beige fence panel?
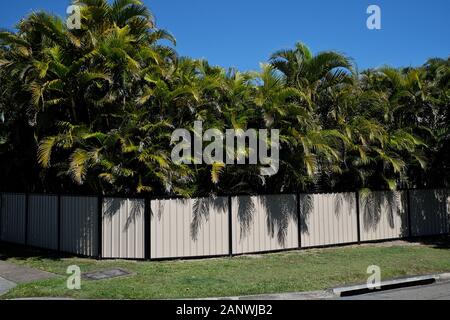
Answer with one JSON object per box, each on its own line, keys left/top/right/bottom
{"left": 2, "top": 189, "right": 449, "bottom": 261}
{"left": 231, "top": 195, "right": 298, "bottom": 254}
{"left": 300, "top": 193, "right": 358, "bottom": 247}
{"left": 102, "top": 198, "right": 145, "bottom": 259}
{"left": 27, "top": 194, "right": 58, "bottom": 250}
{"left": 410, "top": 189, "right": 450, "bottom": 236}
{"left": 60, "top": 196, "right": 98, "bottom": 257}
{"left": 0, "top": 193, "right": 27, "bottom": 244}
{"left": 151, "top": 197, "right": 229, "bottom": 259}
{"left": 360, "top": 191, "right": 409, "bottom": 241}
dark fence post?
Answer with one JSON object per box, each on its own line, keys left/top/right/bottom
{"left": 144, "top": 196, "right": 151, "bottom": 260}
{"left": 228, "top": 195, "right": 233, "bottom": 257}
{"left": 355, "top": 191, "right": 361, "bottom": 244}
{"left": 406, "top": 189, "right": 413, "bottom": 238}
{"left": 297, "top": 192, "right": 302, "bottom": 249}
{"left": 57, "top": 194, "right": 61, "bottom": 253}
{"left": 97, "top": 195, "right": 102, "bottom": 259}
{"left": 0, "top": 193, "right": 3, "bottom": 241}
{"left": 25, "top": 193, "right": 29, "bottom": 246}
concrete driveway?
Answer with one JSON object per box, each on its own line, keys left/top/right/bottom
{"left": 0, "top": 260, "right": 57, "bottom": 296}
{"left": 0, "top": 260, "right": 56, "bottom": 283}
{"left": 0, "top": 276, "right": 16, "bottom": 295}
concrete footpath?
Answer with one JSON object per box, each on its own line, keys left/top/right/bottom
{"left": 0, "top": 260, "right": 56, "bottom": 296}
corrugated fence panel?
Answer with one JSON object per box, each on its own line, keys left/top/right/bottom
{"left": 300, "top": 193, "right": 358, "bottom": 248}
{"left": 0, "top": 193, "right": 26, "bottom": 244}
{"left": 232, "top": 195, "right": 298, "bottom": 254}
{"left": 27, "top": 194, "right": 58, "bottom": 250}
{"left": 102, "top": 198, "right": 145, "bottom": 259}
{"left": 360, "top": 191, "right": 409, "bottom": 241}
{"left": 151, "top": 197, "right": 229, "bottom": 259}
{"left": 410, "top": 189, "right": 450, "bottom": 236}
{"left": 2, "top": 189, "right": 449, "bottom": 261}
{"left": 60, "top": 196, "right": 98, "bottom": 257}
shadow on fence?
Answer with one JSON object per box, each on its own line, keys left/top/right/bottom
{"left": 191, "top": 197, "right": 228, "bottom": 241}
{"left": 0, "top": 189, "right": 449, "bottom": 260}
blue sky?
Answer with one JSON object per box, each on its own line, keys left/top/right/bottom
{"left": 0, "top": 0, "right": 448, "bottom": 71}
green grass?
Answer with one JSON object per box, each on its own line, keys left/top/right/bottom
{"left": 1, "top": 241, "right": 450, "bottom": 300}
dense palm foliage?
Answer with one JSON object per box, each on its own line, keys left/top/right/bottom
{"left": 0, "top": 1, "right": 448, "bottom": 196}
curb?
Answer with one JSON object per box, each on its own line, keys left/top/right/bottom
{"left": 435, "top": 273, "right": 450, "bottom": 282}
{"left": 331, "top": 273, "right": 447, "bottom": 297}
{"left": 202, "top": 290, "right": 335, "bottom": 301}
{"left": 202, "top": 272, "right": 450, "bottom": 300}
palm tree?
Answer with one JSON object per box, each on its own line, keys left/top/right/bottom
{"left": 270, "top": 42, "right": 355, "bottom": 126}
{"left": 75, "top": 0, "right": 154, "bottom": 36}
{"left": 0, "top": 1, "right": 447, "bottom": 195}
{"left": 331, "top": 71, "right": 428, "bottom": 190}
{"left": 0, "top": 1, "right": 182, "bottom": 194}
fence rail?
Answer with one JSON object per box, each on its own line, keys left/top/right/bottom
{"left": 0, "top": 189, "right": 449, "bottom": 260}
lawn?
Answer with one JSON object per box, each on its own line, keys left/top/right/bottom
{"left": 1, "top": 240, "right": 450, "bottom": 300}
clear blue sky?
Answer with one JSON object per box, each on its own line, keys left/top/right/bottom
{"left": 0, "top": 0, "right": 448, "bottom": 71}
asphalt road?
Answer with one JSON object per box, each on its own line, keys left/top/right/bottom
{"left": 342, "top": 281, "right": 450, "bottom": 300}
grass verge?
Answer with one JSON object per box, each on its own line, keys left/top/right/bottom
{"left": 1, "top": 240, "right": 449, "bottom": 299}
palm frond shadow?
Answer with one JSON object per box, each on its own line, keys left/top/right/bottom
{"left": 103, "top": 198, "right": 122, "bottom": 219}
{"left": 125, "top": 199, "right": 144, "bottom": 231}
{"left": 299, "top": 192, "right": 359, "bottom": 237}
{"left": 299, "top": 194, "right": 314, "bottom": 235}
{"left": 334, "top": 192, "right": 356, "bottom": 218}
{"left": 150, "top": 198, "right": 190, "bottom": 221}
{"left": 233, "top": 195, "right": 297, "bottom": 246}
{"left": 260, "top": 194, "right": 297, "bottom": 245}
{"left": 103, "top": 198, "right": 144, "bottom": 232}
{"left": 236, "top": 196, "right": 255, "bottom": 238}
{"left": 191, "top": 197, "right": 228, "bottom": 241}
{"left": 360, "top": 191, "right": 408, "bottom": 236}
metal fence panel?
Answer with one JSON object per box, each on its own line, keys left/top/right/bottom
{"left": 60, "top": 196, "right": 98, "bottom": 257}
{"left": 0, "top": 193, "right": 26, "bottom": 244}
{"left": 102, "top": 198, "right": 145, "bottom": 259}
{"left": 231, "top": 195, "right": 298, "bottom": 254}
{"left": 300, "top": 193, "right": 358, "bottom": 248}
{"left": 2, "top": 189, "right": 449, "bottom": 261}
{"left": 27, "top": 194, "right": 58, "bottom": 250}
{"left": 151, "top": 197, "right": 229, "bottom": 259}
{"left": 410, "top": 189, "right": 450, "bottom": 236}
{"left": 360, "top": 191, "right": 409, "bottom": 241}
